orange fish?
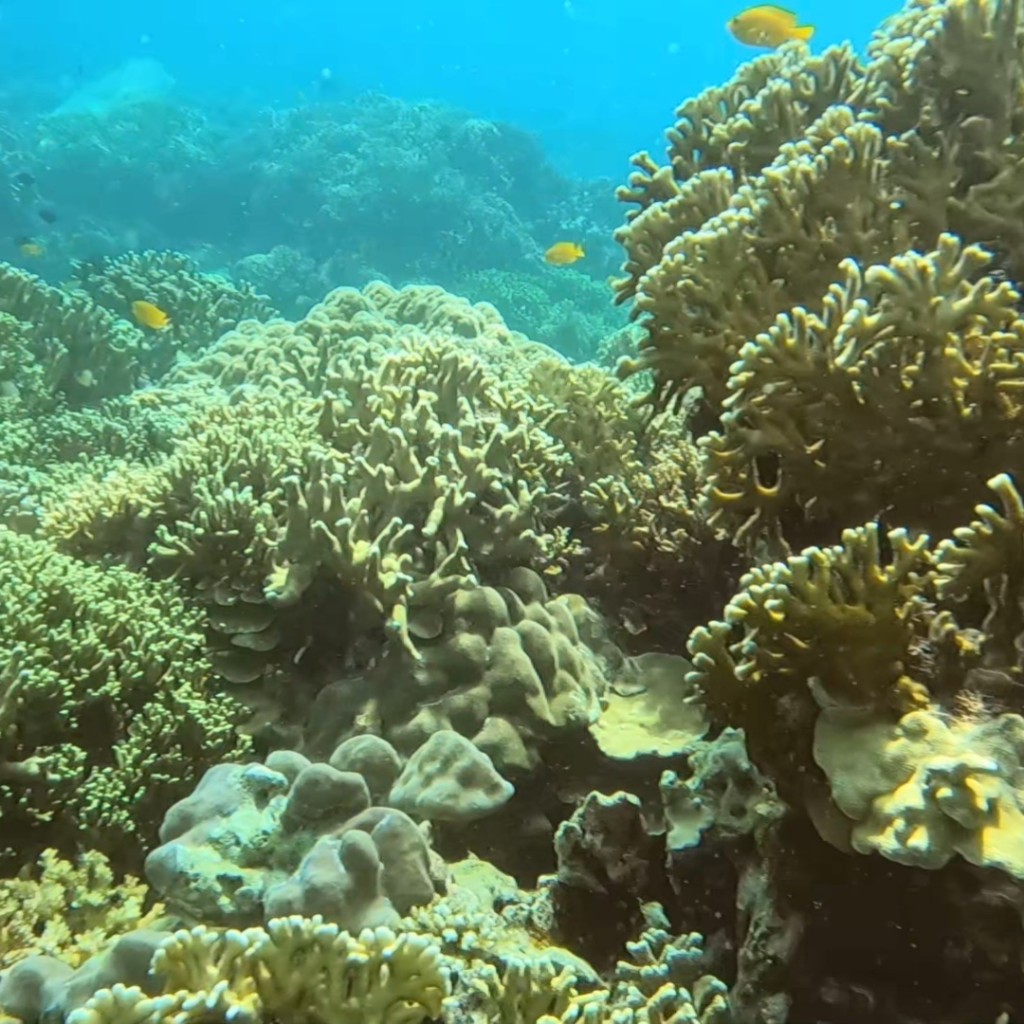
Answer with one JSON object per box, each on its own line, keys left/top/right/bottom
{"left": 132, "top": 299, "right": 171, "bottom": 330}
{"left": 727, "top": 5, "right": 814, "bottom": 47}
{"left": 16, "top": 236, "right": 43, "bottom": 257}
{"left": 545, "top": 241, "right": 585, "bottom": 265}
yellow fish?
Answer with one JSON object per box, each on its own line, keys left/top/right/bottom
{"left": 132, "top": 299, "right": 171, "bottom": 330}
{"left": 727, "top": 5, "right": 814, "bottom": 47}
{"left": 544, "top": 241, "right": 585, "bottom": 265}
{"left": 16, "top": 236, "right": 43, "bottom": 257}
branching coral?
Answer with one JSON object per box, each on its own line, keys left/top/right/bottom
{"left": 611, "top": 0, "right": 1024, "bottom": 557}
{"left": 69, "top": 250, "right": 277, "bottom": 375}
{"left": 688, "top": 474, "right": 1024, "bottom": 880}
{"left": 701, "top": 233, "right": 1024, "bottom": 548}
{"left": 67, "top": 918, "right": 449, "bottom": 1024}
{"left": 0, "top": 850, "right": 164, "bottom": 970}
{"left": 0, "top": 526, "right": 247, "bottom": 866}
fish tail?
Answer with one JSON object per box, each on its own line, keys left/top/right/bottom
{"left": 794, "top": 23, "right": 814, "bottom": 40}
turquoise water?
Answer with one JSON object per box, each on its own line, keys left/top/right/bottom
{"left": 3, "top": 0, "right": 895, "bottom": 174}
{"left": 5, "top": 0, "right": 1024, "bottom": 1021}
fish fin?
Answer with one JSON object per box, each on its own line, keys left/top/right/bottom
{"left": 760, "top": 4, "right": 799, "bottom": 19}
{"left": 793, "top": 23, "right": 814, "bottom": 39}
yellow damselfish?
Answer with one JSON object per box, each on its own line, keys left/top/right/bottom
{"left": 16, "top": 237, "right": 43, "bottom": 257}
{"left": 727, "top": 4, "right": 814, "bottom": 47}
{"left": 544, "top": 241, "right": 585, "bottom": 265}
{"left": 131, "top": 300, "right": 171, "bottom": 330}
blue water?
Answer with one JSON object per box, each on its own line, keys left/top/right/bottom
{"left": 4, "top": 0, "right": 901, "bottom": 177}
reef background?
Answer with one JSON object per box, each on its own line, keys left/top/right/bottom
{"left": 7, "top": 0, "right": 1024, "bottom": 1023}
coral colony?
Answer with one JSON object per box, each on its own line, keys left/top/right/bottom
{"left": 4, "top": 1, "right": 1024, "bottom": 1021}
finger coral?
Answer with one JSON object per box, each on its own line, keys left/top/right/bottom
{"left": 67, "top": 918, "right": 449, "bottom": 1024}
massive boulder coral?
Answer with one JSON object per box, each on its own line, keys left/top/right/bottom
{"left": 309, "top": 570, "right": 615, "bottom": 774}
{"left": 0, "top": 526, "right": 246, "bottom": 866}
{"left": 145, "top": 748, "right": 436, "bottom": 926}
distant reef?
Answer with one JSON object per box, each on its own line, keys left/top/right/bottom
{"left": 8, "top": 1, "right": 1024, "bottom": 1023}
{"left": 0, "top": 87, "right": 626, "bottom": 359}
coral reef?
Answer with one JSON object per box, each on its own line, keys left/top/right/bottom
{"left": 68, "top": 251, "right": 276, "bottom": 375}
{"left": 0, "top": 850, "right": 163, "bottom": 970}
{"left": 0, "top": 261, "right": 142, "bottom": 405}
{"left": 9, "top": 1, "right": 1024, "bottom": 1021}
{"left": 0, "top": 526, "right": 247, "bottom": 866}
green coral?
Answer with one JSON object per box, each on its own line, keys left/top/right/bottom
{"left": 0, "top": 261, "right": 142, "bottom": 405}
{"left": 69, "top": 250, "right": 277, "bottom": 376}
{"left": 0, "top": 526, "right": 247, "bottom": 866}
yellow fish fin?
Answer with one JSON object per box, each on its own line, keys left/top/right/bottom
{"left": 793, "top": 22, "right": 814, "bottom": 40}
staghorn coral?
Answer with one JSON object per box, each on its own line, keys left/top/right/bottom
{"left": 619, "top": 107, "right": 908, "bottom": 416}
{"left": 612, "top": 0, "right": 1024, "bottom": 475}
{"left": 46, "top": 288, "right": 592, "bottom": 693}
{"left": 687, "top": 522, "right": 934, "bottom": 761}
{"left": 0, "top": 525, "right": 247, "bottom": 867}
{"left": 612, "top": 43, "right": 861, "bottom": 311}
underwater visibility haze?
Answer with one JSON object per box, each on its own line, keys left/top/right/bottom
{"left": 5, "top": 0, "right": 1024, "bottom": 1022}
